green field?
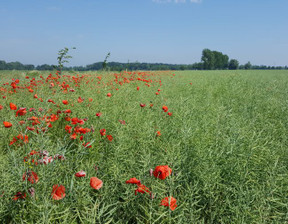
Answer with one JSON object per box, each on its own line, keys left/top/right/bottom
{"left": 0, "top": 70, "right": 288, "bottom": 223}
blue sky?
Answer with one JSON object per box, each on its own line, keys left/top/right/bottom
{"left": 0, "top": 0, "right": 287, "bottom": 66}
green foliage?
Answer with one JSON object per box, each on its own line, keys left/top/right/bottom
{"left": 201, "top": 48, "right": 229, "bottom": 70}
{"left": 102, "top": 52, "right": 110, "bottom": 71}
{"left": 229, "top": 59, "right": 239, "bottom": 70}
{"left": 1, "top": 70, "right": 288, "bottom": 223}
{"left": 57, "top": 47, "right": 76, "bottom": 74}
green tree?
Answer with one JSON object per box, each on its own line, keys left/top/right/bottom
{"left": 57, "top": 47, "right": 76, "bottom": 74}
{"left": 228, "top": 59, "right": 239, "bottom": 70}
{"left": 244, "top": 61, "right": 252, "bottom": 70}
{"left": 201, "top": 49, "right": 229, "bottom": 70}
{"left": 201, "top": 49, "right": 215, "bottom": 70}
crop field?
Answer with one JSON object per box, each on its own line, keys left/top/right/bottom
{"left": 0, "top": 69, "right": 288, "bottom": 223}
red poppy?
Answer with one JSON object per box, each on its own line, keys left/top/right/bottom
{"left": 65, "top": 125, "right": 72, "bottom": 133}
{"left": 83, "top": 142, "right": 92, "bottom": 148}
{"left": 22, "top": 171, "right": 39, "bottom": 184}
{"left": 88, "top": 98, "right": 93, "bottom": 102}
{"left": 135, "top": 184, "right": 151, "bottom": 196}
{"left": 47, "top": 99, "right": 55, "bottom": 104}
{"left": 62, "top": 100, "right": 69, "bottom": 105}
{"left": 51, "top": 185, "right": 66, "bottom": 200}
{"left": 16, "top": 108, "right": 27, "bottom": 117}
{"left": 168, "top": 112, "right": 172, "bottom": 116}
{"left": 153, "top": 165, "right": 172, "bottom": 180}
{"left": 71, "top": 117, "right": 79, "bottom": 125}
{"left": 78, "top": 97, "right": 84, "bottom": 103}
{"left": 162, "top": 105, "right": 168, "bottom": 112}
{"left": 125, "top": 177, "right": 141, "bottom": 185}
{"left": 107, "top": 135, "right": 113, "bottom": 142}
{"left": 137, "top": 86, "right": 140, "bottom": 91}
{"left": 100, "top": 129, "right": 106, "bottom": 136}
{"left": 10, "top": 103, "right": 17, "bottom": 110}
{"left": 75, "top": 170, "right": 86, "bottom": 177}
{"left": 155, "top": 92, "right": 159, "bottom": 95}
{"left": 90, "top": 177, "right": 103, "bottom": 190}
{"left": 3, "top": 121, "right": 12, "bottom": 128}
{"left": 0, "top": 105, "right": 3, "bottom": 110}
{"left": 70, "top": 133, "right": 77, "bottom": 139}
{"left": 119, "top": 120, "right": 126, "bottom": 125}
{"left": 156, "top": 131, "right": 161, "bottom": 137}
{"left": 96, "top": 112, "right": 102, "bottom": 117}
{"left": 161, "top": 196, "right": 177, "bottom": 211}
{"left": 107, "top": 93, "right": 112, "bottom": 97}
{"left": 140, "top": 103, "right": 146, "bottom": 107}
{"left": 27, "top": 126, "right": 35, "bottom": 131}
{"left": 13, "top": 191, "right": 27, "bottom": 201}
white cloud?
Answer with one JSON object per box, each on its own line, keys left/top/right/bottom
{"left": 153, "top": 0, "right": 202, "bottom": 3}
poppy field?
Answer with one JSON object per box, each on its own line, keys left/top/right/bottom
{"left": 0, "top": 69, "right": 288, "bottom": 223}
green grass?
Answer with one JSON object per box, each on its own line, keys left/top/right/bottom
{"left": 0, "top": 70, "right": 288, "bottom": 223}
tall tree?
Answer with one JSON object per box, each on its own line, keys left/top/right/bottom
{"left": 228, "top": 59, "right": 239, "bottom": 70}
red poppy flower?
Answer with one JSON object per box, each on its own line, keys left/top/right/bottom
{"left": 137, "top": 86, "right": 140, "bottom": 91}
{"left": 83, "top": 142, "right": 92, "bottom": 148}
{"left": 70, "top": 133, "right": 77, "bottom": 139}
{"left": 51, "top": 185, "right": 66, "bottom": 200}
{"left": 71, "top": 117, "right": 78, "bottom": 125}
{"left": 10, "top": 103, "right": 17, "bottom": 110}
{"left": 100, "top": 129, "right": 106, "bottom": 136}
{"left": 119, "top": 120, "right": 126, "bottom": 125}
{"left": 96, "top": 112, "right": 102, "bottom": 117}
{"left": 65, "top": 125, "right": 72, "bottom": 133}
{"left": 168, "top": 112, "right": 172, "bottom": 116}
{"left": 140, "top": 103, "right": 146, "bottom": 107}
{"left": 107, "top": 135, "right": 113, "bottom": 142}
{"left": 3, "top": 121, "right": 12, "bottom": 128}
{"left": 16, "top": 108, "right": 27, "bottom": 117}
{"left": 125, "top": 177, "right": 141, "bottom": 185}
{"left": 161, "top": 196, "right": 177, "bottom": 211}
{"left": 135, "top": 184, "right": 151, "bottom": 196}
{"left": 22, "top": 171, "right": 39, "bottom": 184}
{"left": 47, "top": 99, "right": 55, "bottom": 104}
{"left": 62, "top": 100, "right": 69, "bottom": 105}
{"left": 155, "top": 92, "right": 159, "bottom": 95}
{"left": 107, "top": 93, "right": 112, "bottom": 97}
{"left": 75, "top": 170, "right": 86, "bottom": 177}
{"left": 90, "top": 177, "right": 103, "bottom": 190}
{"left": 77, "top": 97, "right": 84, "bottom": 103}
{"left": 88, "top": 98, "right": 93, "bottom": 102}
{"left": 162, "top": 105, "right": 168, "bottom": 112}
{"left": 13, "top": 191, "right": 27, "bottom": 201}
{"left": 0, "top": 105, "right": 3, "bottom": 110}
{"left": 153, "top": 165, "right": 172, "bottom": 180}
{"left": 156, "top": 131, "right": 161, "bottom": 137}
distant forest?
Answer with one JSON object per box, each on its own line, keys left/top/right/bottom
{"left": 1, "top": 49, "right": 287, "bottom": 71}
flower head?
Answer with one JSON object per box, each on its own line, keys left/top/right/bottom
{"left": 90, "top": 177, "right": 103, "bottom": 190}
{"left": 161, "top": 196, "right": 177, "bottom": 211}
{"left": 51, "top": 185, "right": 66, "bottom": 200}
{"left": 153, "top": 165, "right": 172, "bottom": 180}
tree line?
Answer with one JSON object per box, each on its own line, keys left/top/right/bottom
{"left": 1, "top": 49, "right": 287, "bottom": 71}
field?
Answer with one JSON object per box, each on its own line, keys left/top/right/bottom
{"left": 0, "top": 69, "right": 288, "bottom": 223}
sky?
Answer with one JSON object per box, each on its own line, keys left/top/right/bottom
{"left": 0, "top": 0, "right": 287, "bottom": 66}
